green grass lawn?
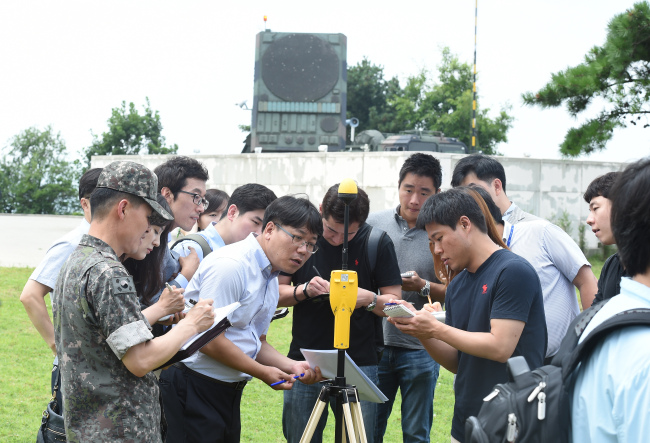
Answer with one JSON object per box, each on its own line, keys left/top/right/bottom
{"left": 1, "top": 258, "right": 605, "bottom": 442}
{"left": 0, "top": 267, "right": 454, "bottom": 442}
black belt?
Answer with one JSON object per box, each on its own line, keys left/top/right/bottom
{"left": 174, "top": 363, "right": 248, "bottom": 391}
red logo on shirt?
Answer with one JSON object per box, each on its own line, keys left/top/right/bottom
{"left": 355, "top": 259, "right": 359, "bottom": 266}
{"left": 482, "top": 284, "right": 488, "bottom": 294}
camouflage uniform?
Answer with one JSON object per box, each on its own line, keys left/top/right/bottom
{"left": 53, "top": 235, "right": 162, "bottom": 442}
{"left": 52, "top": 161, "right": 172, "bottom": 442}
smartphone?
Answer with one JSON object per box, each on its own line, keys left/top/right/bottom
{"left": 400, "top": 271, "right": 415, "bottom": 278}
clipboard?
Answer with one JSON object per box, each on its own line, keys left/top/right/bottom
{"left": 300, "top": 349, "right": 388, "bottom": 403}
{"left": 154, "top": 302, "right": 240, "bottom": 370}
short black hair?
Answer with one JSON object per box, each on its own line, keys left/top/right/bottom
{"left": 153, "top": 156, "right": 209, "bottom": 196}
{"left": 89, "top": 188, "right": 143, "bottom": 221}
{"left": 451, "top": 154, "right": 507, "bottom": 193}
{"left": 224, "top": 184, "right": 278, "bottom": 219}
{"left": 610, "top": 157, "right": 650, "bottom": 276}
{"left": 583, "top": 171, "right": 622, "bottom": 203}
{"left": 466, "top": 183, "right": 503, "bottom": 225}
{"left": 399, "top": 153, "right": 443, "bottom": 190}
{"left": 203, "top": 189, "right": 229, "bottom": 214}
{"left": 416, "top": 188, "right": 487, "bottom": 234}
{"left": 321, "top": 183, "right": 370, "bottom": 225}
{"left": 262, "top": 195, "right": 322, "bottom": 237}
{"left": 79, "top": 168, "right": 102, "bottom": 200}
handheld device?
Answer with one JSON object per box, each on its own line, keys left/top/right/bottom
{"left": 330, "top": 178, "right": 359, "bottom": 350}
{"left": 400, "top": 271, "right": 415, "bottom": 278}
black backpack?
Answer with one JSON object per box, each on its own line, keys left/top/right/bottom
{"left": 465, "top": 301, "right": 650, "bottom": 443}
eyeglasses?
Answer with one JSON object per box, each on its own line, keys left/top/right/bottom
{"left": 178, "top": 190, "right": 209, "bottom": 210}
{"left": 276, "top": 224, "right": 319, "bottom": 254}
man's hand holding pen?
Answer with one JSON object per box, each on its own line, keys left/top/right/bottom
{"left": 305, "top": 266, "right": 329, "bottom": 297}
{"left": 267, "top": 362, "right": 323, "bottom": 390}
{"left": 305, "top": 276, "right": 330, "bottom": 297}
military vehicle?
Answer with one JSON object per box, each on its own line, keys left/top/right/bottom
{"left": 346, "top": 129, "right": 469, "bottom": 154}
{"left": 380, "top": 130, "right": 468, "bottom": 154}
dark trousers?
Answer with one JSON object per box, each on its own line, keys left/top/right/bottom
{"left": 159, "top": 364, "right": 243, "bottom": 443}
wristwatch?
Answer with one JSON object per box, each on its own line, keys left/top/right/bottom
{"left": 366, "top": 292, "right": 378, "bottom": 311}
{"left": 420, "top": 280, "right": 431, "bottom": 297}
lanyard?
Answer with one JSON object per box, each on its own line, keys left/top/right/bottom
{"left": 506, "top": 224, "right": 514, "bottom": 248}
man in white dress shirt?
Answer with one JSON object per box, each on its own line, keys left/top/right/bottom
{"left": 160, "top": 195, "right": 324, "bottom": 442}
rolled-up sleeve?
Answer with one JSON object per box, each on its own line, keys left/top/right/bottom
{"left": 107, "top": 320, "right": 154, "bottom": 359}
{"left": 90, "top": 267, "right": 154, "bottom": 360}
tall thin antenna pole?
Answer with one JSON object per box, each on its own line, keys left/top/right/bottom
{"left": 472, "top": 0, "right": 478, "bottom": 153}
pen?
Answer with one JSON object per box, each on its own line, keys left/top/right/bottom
{"left": 165, "top": 282, "right": 174, "bottom": 292}
{"left": 270, "top": 373, "right": 305, "bottom": 387}
{"left": 312, "top": 266, "right": 322, "bottom": 279}
{"left": 384, "top": 302, "right": 398, "bottom": 306}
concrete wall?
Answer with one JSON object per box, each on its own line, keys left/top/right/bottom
{"left": 92, "top": 152, "right": 629, "bottom": 250}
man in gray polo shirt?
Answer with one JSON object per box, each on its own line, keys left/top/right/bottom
{"left": 367, "top": 153, "right": 446, "bottom": 443}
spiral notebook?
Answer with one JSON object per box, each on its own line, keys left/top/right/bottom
{"left": 383, "top": 304, "right": 446, "bottom": 322}
{"left": 383, "top": 303, "right": 415, "bottom": 318}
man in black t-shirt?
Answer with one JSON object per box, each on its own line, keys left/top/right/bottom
{"left": 583, "top": 171, "right": 628, "bottom": 304}
{"left": 390, "top": 189, "right": 547, "bottom": 443}
{"left": 278, "top": 184, "right": 402, "bottom": 443}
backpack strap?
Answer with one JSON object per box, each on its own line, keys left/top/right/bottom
{"left": 550, "top": 300, "right": 609, "bottom": 367}
{"left": 170, "top": 234, "right": 212, "bottom": 258}
{"left": 367, "top": 225, "right": 383, "bottom": 272}
{"left": 561, "top": 308, "right": 650, "bottom": 379}
{"left": 366, "top": 226, "right": 386, "bottom": 292}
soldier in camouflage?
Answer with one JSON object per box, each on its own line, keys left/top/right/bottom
{"left": 53, "top": 161, "right": 216, "bottom": 442}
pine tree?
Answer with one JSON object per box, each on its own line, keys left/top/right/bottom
{"left": 522, "top": 1, "right": 650, "bottom": 156}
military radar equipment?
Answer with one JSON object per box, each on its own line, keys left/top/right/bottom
{"left": 249, "top": 31, "right": 347, "bottom": 153}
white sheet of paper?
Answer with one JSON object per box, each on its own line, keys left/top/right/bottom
{"left": 300, "top": 349, "right": 388, "bottom": 403}
{"left": 180, "top": 301, "right": 240, "bottom": 350}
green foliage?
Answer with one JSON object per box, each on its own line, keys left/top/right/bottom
{"left": 0, "top": 126, "right": 80, "bottom": 214}
{"left": 399, "top": 48, "right": 514, "bottom": 154}
{"left": 346, "top": 57, "right": 403, "bottom": 133}
{"left": 522, "top": 1, "right": 650, "bottom": 156}
{"left": 346, "top": 49, "right": 514, "bottom": 154}
{"left": 83, "top": 97, "right": 178, "bottom": 166}
{"left": 578, "top": 222, "right": 588, "bottom": 254}
{"left": 549, "top": 209, "right": 575, "bottom": 241}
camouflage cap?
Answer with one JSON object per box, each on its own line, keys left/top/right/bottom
{"left": 96, "top": 161, "right": 174, "bottom": 221}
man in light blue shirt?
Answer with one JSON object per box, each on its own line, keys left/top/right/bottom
{"left": 571, "top": 156, "right": 650, "bottom": 442}
{"left": 152, "top": 157, "right": 209, "bottom": 302}
{"left": 20, "top": 168, "right": 102, "bottom": 355}
{"left": 171, "top": 183, "right": 277, "bottom": 260}
{"left": 160, "top": 195, "right": 324, "bottom": 443}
